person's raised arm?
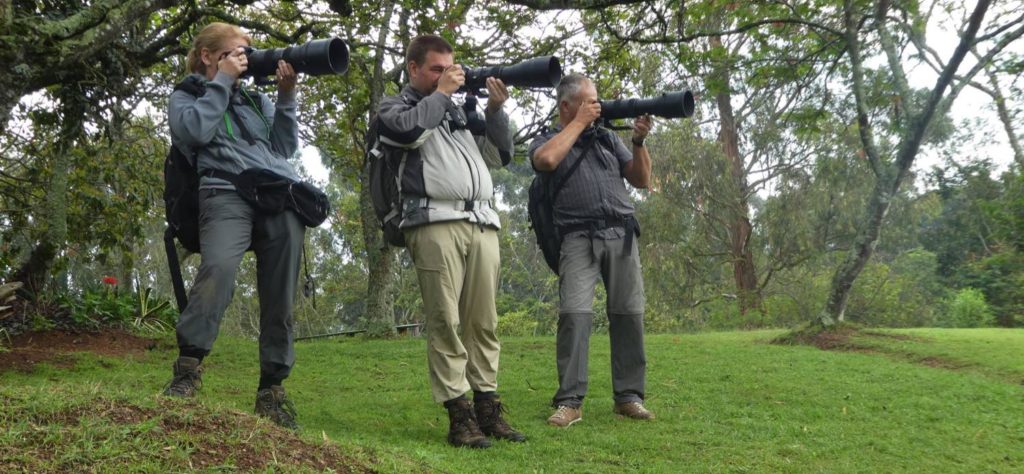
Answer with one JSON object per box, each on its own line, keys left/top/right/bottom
{"left": 269, "top": 59, "right": 299, "bottom": 158}
{"left": 168, "top": 47, "right": 247, "bottom": 148}
{"left": 378, "top": 65, "right": 464, "bottom": 149}
{"left": 531, "top": 99, "right": 601, "bottom": 171}
{"left": 622, "top": 115, "right": 653, "bottom": 189}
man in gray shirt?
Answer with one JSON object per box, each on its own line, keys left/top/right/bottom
{"left": 377, "top": 34, "right": 524, "bottom": 448}
{"left": 529, "top": 73, "right": 654, "bottom": 428}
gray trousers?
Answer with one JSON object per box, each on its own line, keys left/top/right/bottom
{"left": 176, "top": 188, "right": 305, "bottom": 381}
{"left": 553, "top": 233, "right": 646, "bottom": 408}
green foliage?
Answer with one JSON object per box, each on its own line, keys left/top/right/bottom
{"left": 960, "top": 250, "right": 1024, "bottom": 327}
{"left": 496, "top": 308, "right": 538, "bottom": 337}
{"left": 844, "top": 250, "right": 947, "bottom": 327}
{"left": 29, "top": 313, "right": 56, "bottom": 332}
{"left": 56, "top": 285, "right": 176, "bottom": 332}
{"left": 941, "top": 288, "right": 995, "bottom": 328}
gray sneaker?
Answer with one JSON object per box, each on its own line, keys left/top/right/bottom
{"left": 255, "top": 385, "right": 299, "bottom": 430}
{"left": 162, "top": 356, "right": 202, "bottom": 397}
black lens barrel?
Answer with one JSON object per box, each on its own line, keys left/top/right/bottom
{"left": 599, "top": 90, "right": 695, "bottom": 120}
{"left": 462, "top": 56, "right": 562, "bottom": 91}
{"left": 245, "top": 37, "right": 349, "bottom": 78}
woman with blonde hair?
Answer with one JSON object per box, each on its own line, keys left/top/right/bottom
{"left": 162, "top": 22, "right": 305, "bottom": 430}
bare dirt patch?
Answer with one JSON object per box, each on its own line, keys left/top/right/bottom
{"left": 2, "top": 397, "right": 377, "bottom": 473}
{"left": 772, "top": 324, "right": 863, "bottom": 350}
{"left": 861, "top": 330, "right": 923, "bottom": 341}
{"left": 0, "top": 329, "right": 159, "bottom": 373}
{"left": 772, "top": 326, "right": 984, "bottom": 376}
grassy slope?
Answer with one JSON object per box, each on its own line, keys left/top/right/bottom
{"left": 2, "top": 329, "right": 1023, "bottom": 473}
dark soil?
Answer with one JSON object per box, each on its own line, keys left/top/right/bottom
{"left": 2, "top": 397, "right": 377, "bottom": 473}
{"left": 0, "top": 328, "right": 160, "bottom": 372}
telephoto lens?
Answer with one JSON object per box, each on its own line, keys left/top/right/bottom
{"left": 244, "top": 37, "right": 349, "bottom": 79}
{"left": 599, "top": 90, "right": 695, "bottom": 120}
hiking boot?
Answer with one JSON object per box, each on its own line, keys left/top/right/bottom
{"left": 547, "top": 405, "right": 582, "bottom": 427}
{"left": 255, "top": 385, "right": 299, "bottom": 430}
{"left": 474, "top": 396, "right": 526, "bottom": 442}
{"left": 446, "top": 399, "right": 491, "bottom": 448}
{"left": 613, "top": 401, "right": 655, "bottom": 420}
{"left": 162, "top": 356, "right": 202, "bottom": 397}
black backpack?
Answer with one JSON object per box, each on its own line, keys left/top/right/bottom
{"left": 527, "top": 130, "right": 600, "bottom": 273}
{"left": 163, "top": 77, "right": 209, "bottom": 311}
{"left": 364, "top": 108, "right": 409, "bottom": 248}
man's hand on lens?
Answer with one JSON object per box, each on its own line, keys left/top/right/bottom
{"left": 632, "top": 114, "right": 653, "bottom": 143}
{"left": 485, "top": 77, "right": 508, "bottom": 113}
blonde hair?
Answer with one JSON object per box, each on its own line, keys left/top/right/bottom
{"left": 186, "top": 22, "right": 251, "bottom": 74}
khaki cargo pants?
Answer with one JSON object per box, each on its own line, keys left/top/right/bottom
{"left": 405, "top": 220, "right": 501, "bottom": 403}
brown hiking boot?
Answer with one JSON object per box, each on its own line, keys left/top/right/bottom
{"left": 547, "top": 405, "right": 582, "bottom": 427}
{"left": 255, "top": 385, "right": 299, "bottom": 430}
{"left": 474, "top": 396, "right": 526, "bottom": 442}
{"left": 446, "top": 399, "right": 491, "bottom": 448}
{"left": 162, "top": 356, "right": 202, "bottom": 397}
{"left": 613, "top": 401, "right": 655, "bottom": 420}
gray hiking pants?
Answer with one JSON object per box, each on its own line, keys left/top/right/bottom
{"left": 175, "top": 188, "right": 305, "bottom": 382}
{"left": 553, "top": 233, "right": 646, "bottom": 408}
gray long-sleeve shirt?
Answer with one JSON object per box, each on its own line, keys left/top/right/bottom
{"left": 168, "top": 72, "right": 300, "bottom": 190}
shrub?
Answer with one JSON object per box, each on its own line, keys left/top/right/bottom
{"left": 57, "top": 284, "right": 176, "bottom": 332}
{"left": 497, "top": 309, "right": 538, "bottom": 337}
{"left": 942, "top": 288, "right": 995, "bottom": 328}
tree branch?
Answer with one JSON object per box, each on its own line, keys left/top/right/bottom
{"left": 504, "top": 0, "right": 649, "bottom": 10}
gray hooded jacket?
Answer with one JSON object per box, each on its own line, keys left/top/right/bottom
{"left": 168, "top": 71, "right": 300, "bottom": 190}
{"left": 377, "top": 85, "right": 513, "bottom": 230}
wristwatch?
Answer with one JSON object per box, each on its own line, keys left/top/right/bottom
{"left": 631, "top": 136, "right": 646, "bottom": 147}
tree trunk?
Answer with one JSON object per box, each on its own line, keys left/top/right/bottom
{"left": 710, "top": 35, "right": 763, "bottom": 317}
{"left": 820, "top": 0, "right": 992, "bottom": 326}
{"left": 11, "top": 100, "right": 77, "bottom": 298}
{"left": 983, "top": 66, "right": 1024, "bottom": 168}
{"left": 821, "top": 177, "right": 893, "bottom": 325}
{"left": 359, "top": 0, "right": 399, "bottom": 338}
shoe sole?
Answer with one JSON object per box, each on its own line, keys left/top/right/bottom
{"left": 614, "top": 413, "right": 654, "bottom": 420}
{"left": 547, "top": 416, "right": 582, "bottom": 428}
{"left": 449, "top": 440, "right": 492, "bottom": 449}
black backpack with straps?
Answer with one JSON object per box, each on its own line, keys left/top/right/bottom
{"left": 163, "top": 77, "right": 207, "bottom": 255}
{"left": 163, "top": 77, "right": 209, "bottom": 312}
{"left": 528, "top": 128, "right": 601, "bottom": 274}
{"left": 364, "top": 97, "right": 411, "bottom": 248}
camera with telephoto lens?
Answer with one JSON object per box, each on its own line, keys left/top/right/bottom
{"left": 599, "top": 90, "right": 695, "bottom": 122}
{"left": 460, "top": 56, "right": 563, "bottom": 93}
{"left": 243, "top": 37, "right": 349, "bottom": 84}
{"left": 452, "top": 56, "right": 563, "bottom": 134}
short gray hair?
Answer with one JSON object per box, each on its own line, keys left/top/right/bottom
{"left": 556, "top": 73, "right": 591, "bottom": 104}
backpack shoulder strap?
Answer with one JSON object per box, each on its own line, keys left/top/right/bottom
{"left": 173, "top": 76, "right": 206, "bottom": 98}
{"left": 551, "top": 129, "right": 601, "bottom": 200}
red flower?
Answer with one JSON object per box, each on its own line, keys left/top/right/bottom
{"left": 102, "top": 276, "right": 118, "bottom": 285}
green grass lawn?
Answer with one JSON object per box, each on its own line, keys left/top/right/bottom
{"left": 2, "top": 329, "right": 1023, "bottom": 472}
